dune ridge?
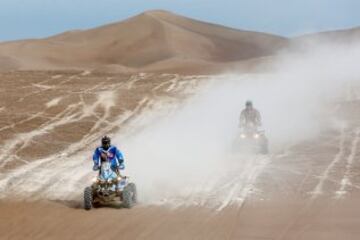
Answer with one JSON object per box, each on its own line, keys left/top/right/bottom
{"left": 0, "top": 10, "right": 288, "bottom": 74}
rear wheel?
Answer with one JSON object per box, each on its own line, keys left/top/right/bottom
{"left": 84, "top": 187, "right": 93, "bottom": 210}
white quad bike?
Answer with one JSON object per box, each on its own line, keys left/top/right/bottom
{"left": 233, "top": 124, "right": 269, "bottom": 154}
{"left": 84, "top": 159, "right": 137, "bottom": 210}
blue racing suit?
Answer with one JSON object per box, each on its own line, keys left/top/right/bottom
{"left": 92, "top": 145, "right": 125, "bottom": 171}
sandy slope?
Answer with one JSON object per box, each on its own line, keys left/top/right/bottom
{"left": 0, "top": 10, "right": 287, "bottom": 73}
{"left": 0, "top": 70, "right": 360, "bottom": 239}
{"left": 0, "top": 71, "right": 202, "bottom": 172}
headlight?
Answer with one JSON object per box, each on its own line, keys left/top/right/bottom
{"left": 107, "top": 179, "right": 112, "bottom": 183}
{"left": 117, "top": 177, "right": 122, "bottom": 181}
{"left": 240, "top": 134, "right": 246, "bottom": 139}
{"left": 92, "top": 177, "right": 98, "bottom": 183}
{"left": 253, "top": 134, "right": 259, "bottom": 139}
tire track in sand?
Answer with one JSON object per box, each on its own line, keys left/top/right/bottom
{"left": 335, "top": 128, "right": 360, "bottom": 198}
{"left": 310, "top": 126, "right": 347, "bottom": 197}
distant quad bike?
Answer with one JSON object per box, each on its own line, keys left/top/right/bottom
{"left": 233, "top": 125, "right": 269, "bottom": 154}
{"left": 84, "top": 160, "right": 137, "bottom": 210}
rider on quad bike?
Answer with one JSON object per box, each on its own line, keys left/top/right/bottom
{"left": 239, "top": 100, "right": 262, "bottom": 129}
{"left": 84, "top": 136, "right": 137, "bottom": 210}
{"left": 92, "top": 136, "right": 125, "bottom": 173}
{"left": 236, "top": 101, "right": 268, "bottom": 154}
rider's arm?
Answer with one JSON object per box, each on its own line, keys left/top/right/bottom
{"left": 115, "top": 148, "right": 125, "bottom": 169}
{"left": 239, "top": 110, "right": 245, "bottom": 127}
{"left": 92, "top": 148, "right": 101, "bottom": 166}
{"left": 256, "top": 110, "right": 262, "bottom": 126}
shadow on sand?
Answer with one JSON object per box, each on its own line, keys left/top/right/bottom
{"left": 52, "top": 199, "right": 125, "bottom": 210}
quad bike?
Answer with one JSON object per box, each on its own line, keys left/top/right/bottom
{"left": 84, "top": 159, "right": 137, "bottom": 210}
{"left": 233, "top": 124, "right": 269, "bottom": 154}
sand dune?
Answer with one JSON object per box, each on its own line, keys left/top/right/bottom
{"left": 2, "top": 10, "right": 358, "bottom": 74}
{"left": 0, "top": 11, "right": 358, "bottom": 74}
{"left": 292, "top": 27, "right": 360, "bottom": 47}
{"left": 0, "top": 10, "right": 288, "bottom": 73}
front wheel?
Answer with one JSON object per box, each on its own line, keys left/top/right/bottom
{"left": 259, "top": 138, "right": 269, "bottom": 154}
{"left": 127, "top": 183, "right": 137, "bottom": 203}
{"left": 122, "top": 183, "right": 137, "bottom": 208}
{"left": 84, "top": 187, "right": 93, "bottom": 210}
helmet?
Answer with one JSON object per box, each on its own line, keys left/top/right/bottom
{"left": 245, "top": 100, "right": 253, "bottom": 108}
{"left": 101, "top": 135, "right": 111, "bottom": 150}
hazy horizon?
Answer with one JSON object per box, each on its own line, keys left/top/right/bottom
{"left": 1, "top": 0, "right": 360, "bottom": 42}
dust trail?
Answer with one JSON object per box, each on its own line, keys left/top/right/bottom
{"left": 117, "top": 42, "right": 360, "bottom": 207}
{"left": 119, "top": 74, "right": 316, "bottom": 208}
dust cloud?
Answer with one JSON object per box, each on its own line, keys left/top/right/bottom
{"left": 116, "top": 41, "right": 360, "bottom": 205}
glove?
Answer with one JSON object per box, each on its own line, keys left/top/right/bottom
{"left": 93, "top": 165, "right": 100, "bottom": 171}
